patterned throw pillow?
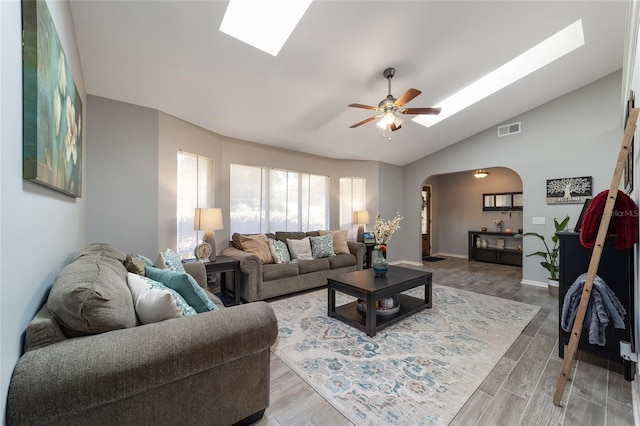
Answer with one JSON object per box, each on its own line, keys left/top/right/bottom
{"left": 153, "top": 249, "right": 185, "bottom": 272}
{"left": 127, "top": 272, "right": 196, "bottom": 323}
{"left": 310, "top": 234, "right": 335, "bottom": 258}
{"left": 319, "top": 230, "right": 349, "bottom": 254}
{"left": 269, "top": 238, "right": 291, "bottom": 264}
{"left": 287, "top": 237, "right": 314, "bottom": 260}
{"left": 145, "top": 267, "right": 218, "bottom": 313}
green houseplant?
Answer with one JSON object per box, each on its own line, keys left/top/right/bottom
{"left": 522, "top": 216, "right": 570, "bottom": 295}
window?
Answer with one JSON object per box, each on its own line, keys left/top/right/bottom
{"left": 177, "top": 151, "right": 214, "bottom": 259}
{"left": 339, "top": 177, "right": 366, "bottom": 240}
{"left": 230, "top": 164, "right": 328, "bottom": 234}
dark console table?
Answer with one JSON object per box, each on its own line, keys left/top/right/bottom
{"left": 557, "top": 231, "right": 634, "bottom": 380}
{"left": 468, "top": 230, "right": 522, "bottom": 266}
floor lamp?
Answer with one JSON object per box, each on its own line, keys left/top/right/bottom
{"left": 354, "top": 210, "right": 370, "bottom": 243}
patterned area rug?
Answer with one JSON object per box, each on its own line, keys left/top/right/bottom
{"left": 269, "top": 285, "right": 540, "bottom": 425}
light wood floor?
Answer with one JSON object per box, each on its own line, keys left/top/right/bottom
{"left": 251, "top": 257, "right": 635, "bottom": 426}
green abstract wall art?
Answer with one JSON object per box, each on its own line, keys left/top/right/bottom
{"left": 22, "top": 0, "right": 82, "bottom": 197}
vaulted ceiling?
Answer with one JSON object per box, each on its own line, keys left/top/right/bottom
{"left": 69, "top": 1, "right": 626, "bottom": 166}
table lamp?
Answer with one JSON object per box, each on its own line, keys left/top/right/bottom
{"left": 193, "top": 208, "right": 224, "bottom": 261}
{"left": 354, "top": 210, "right": 370, "bottom": 243}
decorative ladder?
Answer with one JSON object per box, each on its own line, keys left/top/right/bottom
{"left": 553, "top": 107, "right": 639, "bottom": 406}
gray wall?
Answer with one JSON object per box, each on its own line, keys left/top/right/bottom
{"left": 401, "top": 71, "right": 623, "bottom": 284}
{"left": 0, "top": 0, "right": 86, "bottom": 420}
{"left": 427, "top": 167, "right": 523, "bottom": 257}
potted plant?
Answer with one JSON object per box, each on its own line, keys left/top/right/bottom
{"left": 522, "top": 216, "right": 570, "bottom": 296}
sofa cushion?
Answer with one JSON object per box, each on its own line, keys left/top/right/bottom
{"left": 296, "top": 258, "right": 330, "bottom": 274}
{"left": 47, "top": 252, "right": 137, "bottom": 337}
{"left": 268, "top": 238, "right": 291, "bottom": 264}
{"left": 328, "top": 253, "right": 357, "bottom": 269}
{"left": 319, "top": 230, "right": 350, "bottom": 254}
{"left": 275, "top": 231, "right": 307, "bottom": 242}
{"left": 127, "top": 273, "right": 196, "bottom": 323}
{"left": 145, "top": 267, "right": 218, "bottom": 313}
{"left": 262, "top": 263, "right": 299, "bottom": 281}
{"left": 239, "top": 234, "right": 274, "bottom": 264}
{"left": 287, "top": 237, "right": 313, "bottom": 260}
{"left": 310, "top": 234, "right": 335, "bottom": 258}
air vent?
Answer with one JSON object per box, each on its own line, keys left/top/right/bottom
{"left": 497, "top": 122, "right": 521, "bottom": 137}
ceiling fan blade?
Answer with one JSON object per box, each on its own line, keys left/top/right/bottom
{"left": 390, "top": 123, "right": 402, "bottom": 132}
{"left": 348, "top": 103, "right": 378, "bottom": 111}
{"left": 394, "top": 88, "right": 421, "bottom": 108}
{"left": 349, "top": 115, "right": 379, "bottom": 128}
{"left": 400, "top": 107, "right": 441, "bottom": 115}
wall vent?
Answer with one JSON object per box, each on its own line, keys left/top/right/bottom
{"left": 497, "top": 122, "right": 521, "bottom": 137}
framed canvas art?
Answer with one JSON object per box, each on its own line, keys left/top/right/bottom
{"left": 22, "top": 0, "right": 83, "bottom": 197}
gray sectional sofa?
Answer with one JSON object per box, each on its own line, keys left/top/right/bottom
{"left": 7, "top": 243, "right": 278, "bottom": 426}
{"left": 221, "top": 231, "right": 365, "bottom": 302}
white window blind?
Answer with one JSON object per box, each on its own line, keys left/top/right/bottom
{"left": 230, "top": 164, "right": 328, "bottom": 234}
{"left": 339, "top": 177, "right": 366, "bottom": 240}
{"left": 177, "top": 151, "right": 214, "bottom": 259}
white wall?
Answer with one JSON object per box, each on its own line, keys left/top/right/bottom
{"left": 401, "top": 71, "right": 623, "bottom": 284}
{"left": 0, "top": 0, "right": 86, "bottom": 421}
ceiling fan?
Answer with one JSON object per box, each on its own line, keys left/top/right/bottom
{"left": 348, "top": 67, "right": 441, "bottom": 132}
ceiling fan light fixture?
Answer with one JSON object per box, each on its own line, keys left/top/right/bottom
{"left": 473, "top": 169, "right": 491, "bottom": 179}
{"left": 377, "top": 111, "right": 396, "bottom": 128}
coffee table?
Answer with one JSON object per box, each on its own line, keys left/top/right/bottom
{"left": 327, "top": 265, "right": 432, "bottom": 337}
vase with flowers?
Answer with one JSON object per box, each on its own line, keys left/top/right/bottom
{"left": 372, "top": 212, "right": 403, "bottom": 276}
{"left": 494, "top": 219, "right": 504, "bottom": 232}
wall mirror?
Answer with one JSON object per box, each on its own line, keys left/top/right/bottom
{"left": 483, "top": 192, "right": 523, "bottom": 211}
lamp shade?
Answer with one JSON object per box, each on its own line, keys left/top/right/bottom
{"left": 353, "top": 210, "right": 370, "bottom": 225}
{"left": 194, "top": 208, "right": 224, "bottom": 231}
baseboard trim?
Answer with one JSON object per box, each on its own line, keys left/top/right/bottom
{"left": 433, "top": 252, "right": 466, "bottom": 259}
{"left": 521, "top": 279, "right": 547, "bottom": 288}
{"left": 392, "top": 260, "right": 422, "bottom": 266}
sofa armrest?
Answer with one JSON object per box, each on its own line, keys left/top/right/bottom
{"left": 347, "top": 241, "right": 366, "bottom": 270}
{"left": 221, "top": 246, "right": 263, "bottom": 302}
{"left": 7, "top": 302, "right": 277, "bottom": 425}
{"left": 183, "top": 261, "right": 207, "bottom": 289}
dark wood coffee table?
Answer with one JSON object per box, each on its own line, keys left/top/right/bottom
{"left": 327, "top": 265, "right": 432, "bottom": 337}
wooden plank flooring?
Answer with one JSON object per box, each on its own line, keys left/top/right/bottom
{"left": 246, "top": 257, "right": 634, "bottom": 425}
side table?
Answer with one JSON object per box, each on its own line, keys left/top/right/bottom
{"left": 203, "top": 255, "right": 241, "bottom": 305}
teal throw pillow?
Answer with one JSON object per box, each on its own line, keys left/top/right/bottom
{"left": 268, "top": 238, "right": 291, "bottom": 264}
{"left": 145, "top": 267, "right": 218, "bottom": 313}
{"left": 162, "top": 248, "right": 186, "bottom": 273}
{"left": 310, "top": 234, "right": 335, "bottom": 258}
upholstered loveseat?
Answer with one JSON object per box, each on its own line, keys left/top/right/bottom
{"left": 7, "top": 243, "right": 278, "bottom": 426}
{"left": 221, "top": 231, "right": 365, "bottom": 302}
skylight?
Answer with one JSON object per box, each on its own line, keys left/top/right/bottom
{"left": 413, "top": 19, "right": 585, "bottom": 128}
{"left": 219, "top": 0, "right": 313, "bottom": 57}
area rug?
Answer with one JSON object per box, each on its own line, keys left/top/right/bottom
{"left": 269, "top": 285, "right": 539, "bottom": 425}
{"left": 422, "top": 256, "right": 445, "bottom": 262}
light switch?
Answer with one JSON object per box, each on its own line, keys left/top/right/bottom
{"left": 532, "top": 217, "right": 546, "bottom": 225}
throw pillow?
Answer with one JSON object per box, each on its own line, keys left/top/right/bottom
{"left": 124, "top": 254, "right": 147, "bottom": 276}
{"left": 287, "top": 237, "right": 313, "bottom": 260}
{"left": 239, "top": 234, "right": 274, "bottom": 264}
{"left": 127, "top": 273, "right": 196, "bottom": 324}
{"left": 310, "top": 234, "right": 335, "bottom": 258}
{"left": 145, "top": 267, "right": 218, "bottom": 313}
{"left": 268, "top": 238, "right": 291, "bottom": 264}
{"left": 319, "top": 230, "right": 350, "bottom": 254}
{"left": 154, "top": 248, "right": 186, "bottom": 273}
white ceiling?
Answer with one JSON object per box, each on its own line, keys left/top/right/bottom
{"left": 69, "top": 1, "right": 627, "bottom": 166}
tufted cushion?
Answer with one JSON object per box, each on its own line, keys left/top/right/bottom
{"left": 239, "top": 234, "right": 274, "bottom": 264}
{"left": 262, "top": 263, "right": 300, "bottom": 281}
{"left": 310, "top": 234, "right": 335, "bottom": 258}
{"left": 319, "top": 230, "right": 349, "bottom": 254}
{"left": 47, "top": 248, "right": 137, "bottom": 337}
{"left": 296, "top": 259, "right": 330, "bottom": 274}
